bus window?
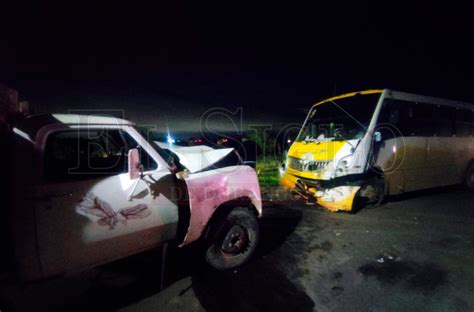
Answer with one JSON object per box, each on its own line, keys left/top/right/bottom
{"left": 297, "top": 93, "right": 380, "bottom": 142}
{"left": 398, "top": 102, "right": 435, "bottom": 137}
{"left": 470, "top": 110, "right": 474, "bottom": 136}
{"left": 433, "top": 105, "right": 455, "bottom": 137}
{"left": 396, "top": 102, "right": 416, "bottom": 136}
{"left": 466, "top": 110, "right": 474, "bottom": 137}
{"left": 455, "top": 108, "right": 471, "bottom": 137}
{"left": 378, "top": 100, "right": 436, "bottom": 137}
{"left": 410, "top": 103, "right": 435, "bottom": 136}
{"left": 377, "top": 99, "right": 406, "bottom": 138}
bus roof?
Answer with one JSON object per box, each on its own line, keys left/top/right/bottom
{"left": 312, "top": 89, "right": 474, "bottom": 110}
{"left": 312, "top": 89, "right": 384, "bottom": 107}
{"left": 386, "top": 90, "right": 474, "bottom": 110}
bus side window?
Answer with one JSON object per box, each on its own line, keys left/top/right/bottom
{"left": 388, "top": 106, "right": 400, "bottom": 124}
{"left": 377, "top": 99, "right": 401, "bottom": 139}
{"left": 470, "top": 110, "right": 474, "bottom": 136}
{"left": 378, "top": 100, "right": 434, "bottom": 137}
{"left": 377, "top": 99, "right": 414, "bottom": 138}
{"left": 397, "top": 102, "right": 414, "bottom": 136}
{"left": 433, "top": 105, "right": 455, "bottom": 137}
{"left": 466, "top": 109, "right": 474, "bottom": 137}
{"left": 395, "top": 101, "right": 419, "bottom": 137}
{"left": 391, "top": 100, "right": 435, "bottom": 137}
{"left": 411, "top": 103, "right": 434, "bottom": 136}
{"left": 455, "top": 108, "right": 471, "bottom": 137}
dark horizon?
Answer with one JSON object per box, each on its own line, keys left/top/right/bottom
{"left": 2, "top": 1, "right": 474, "bottom": 130}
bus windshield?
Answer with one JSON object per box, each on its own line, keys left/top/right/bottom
{"left": 297, "top": 93, "right": 381, "bottom": 142}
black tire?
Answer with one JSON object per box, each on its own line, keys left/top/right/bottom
{"left": 205, "top": 207, "right": 259, "bottom": 271}
{"left": 354, "top": 176, "right": 385, "bottom": 211}
{"left": 465, "top": 163, "right": 474, "bottom": 190}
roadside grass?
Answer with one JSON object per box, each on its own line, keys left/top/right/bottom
{"left": 256, "top": 156, "right": 296, "bottom": 202}
{"left": 256, "top": 156, "right": 282, "bottom": 187}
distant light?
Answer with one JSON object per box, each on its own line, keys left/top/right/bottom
{"left": 167, "top": 135, "right": 176, "bottom": 144}
{"left": 223, "top": 138, "right": 228, "bottom": 143}
{"left": 287, "top": 139, "right": 292, "bottom": 143}
{"left": 195, "top": 139, "right": 203, "bottom": 143}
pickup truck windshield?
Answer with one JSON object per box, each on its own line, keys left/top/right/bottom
{"left": 134, "top": 127, "right": 181, "bottom": 169}
{"left": 297, "top": 93, "right": 380, "bottom": 142}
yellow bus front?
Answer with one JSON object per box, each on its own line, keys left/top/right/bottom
{"left": 280, "top": 90, "right": 384, "bottom": 212}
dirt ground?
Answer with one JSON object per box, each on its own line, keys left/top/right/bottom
{"left": 1, "top": 186, "right": 474, "bottom": 312}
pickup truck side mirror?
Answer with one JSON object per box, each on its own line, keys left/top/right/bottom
{"left": 128, "top": 148, "right": 141, "bottom": 180}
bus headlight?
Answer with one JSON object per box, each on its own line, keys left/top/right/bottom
{"left": 335, "top": 156, "right": 353, "bottom": 177}
{"left": 339, "top": 159, "right": 349, "bottom": 169}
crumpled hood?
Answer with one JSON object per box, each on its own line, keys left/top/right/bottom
{"left": 154, "top": 141, "right": 235, "bottom": 173}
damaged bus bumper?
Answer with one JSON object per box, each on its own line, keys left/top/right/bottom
{"left": 280, "top": 172, "right": 360, "bottom": 212}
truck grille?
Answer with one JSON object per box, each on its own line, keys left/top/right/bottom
{"left": 288, "top": 157, "right": 330, "bottom": 172}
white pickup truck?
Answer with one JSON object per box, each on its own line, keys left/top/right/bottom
{"left": 10, "top": 114, "right": 262, "bottom": 281}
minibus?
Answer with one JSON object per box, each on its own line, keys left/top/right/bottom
{"left": 280, "top": 89, "right": 474, "bottom": 211}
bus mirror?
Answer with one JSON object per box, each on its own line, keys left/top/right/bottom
{"left": 374, "top": 131, "right": 382, "bottom": 142}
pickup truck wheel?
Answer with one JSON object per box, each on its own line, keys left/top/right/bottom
{"left": 205, "top": 207, "right": 259, "bottom": 271}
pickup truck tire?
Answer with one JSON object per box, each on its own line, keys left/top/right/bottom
{"left": 205, "top": 207, "right": 259, "bottom": 271}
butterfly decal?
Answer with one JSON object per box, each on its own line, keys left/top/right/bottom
{"left": 77, "top": 192, "right": 151, "bottom": 229}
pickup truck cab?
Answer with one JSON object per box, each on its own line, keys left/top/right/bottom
{"left": 10, "top": 114, "right": 262, "bottom": 280}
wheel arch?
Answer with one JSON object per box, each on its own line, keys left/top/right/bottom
{"left": 203, "top": 196, "right": 259, "bottom": 240}
{"left": 366, "top": 165, "right": 387, "bottom": 192}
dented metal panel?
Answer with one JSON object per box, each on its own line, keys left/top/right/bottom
{"left": 181, "top": 165, "right": 262, "bottom": 246}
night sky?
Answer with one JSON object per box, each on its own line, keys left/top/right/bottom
{"left": 2, "top": 1, "right": 474, "bottom": 131}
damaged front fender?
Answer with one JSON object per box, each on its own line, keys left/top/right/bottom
{"left": 180, "top": 165, "right": 262, "bottom": 246}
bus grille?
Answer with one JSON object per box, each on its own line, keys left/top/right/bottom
{"left": 289, "top": 157, "right": 330, "bottom": 172}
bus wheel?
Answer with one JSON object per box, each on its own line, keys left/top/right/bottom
{"left": 356, "top": 177, "right": 385, "bottom": 210}
{"left": 465, "top": 163, "right": 474, "bottom": 190}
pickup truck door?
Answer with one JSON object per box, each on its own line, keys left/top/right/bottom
{"left": 34, "top": 128, "right": 179, "bottom": 277}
